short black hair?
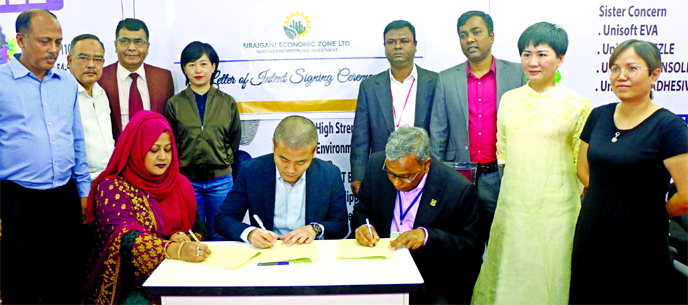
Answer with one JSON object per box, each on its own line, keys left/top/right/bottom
{"left": 273, "top": 115, "right": 318, "bottom": 151}
{"left": 70, "top": 34, "right": 104, "bottom": 55}
{"left": 383, "top": 20, "right": 416, "bottom": 42}
{"left": 16, "top": 9, "right": 57, "bottom": 34}
{"left": 180, "top": 41, "right": 220, "bottom": 86}
{"left": 116, "top": 18, "right": 149, "bottom": 41}
{"left": 517, "top": 22, "right": 568, "bottom": 57}
{"left": 457, "top": 11, "right": 493, "bottom": 35}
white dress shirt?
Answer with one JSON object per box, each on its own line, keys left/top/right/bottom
{"left": 389, "top": 65, "right": 418, "bottom": 129}
{"left": 240, "top": 169, "right": 324, "bottom": 243}
{"left": 116, "top": 62, "right": 151, "bottom": 129}
{"left": 77, "top": 82, "right": 115, "bottom": 180}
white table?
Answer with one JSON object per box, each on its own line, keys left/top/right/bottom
{"left": 143, "top": 240, "right": 424, "bottom": 305}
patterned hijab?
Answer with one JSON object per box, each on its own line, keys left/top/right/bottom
{"left": 84, "top": 111, "right": 196, "bottom": 235}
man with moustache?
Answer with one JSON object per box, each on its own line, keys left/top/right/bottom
{"left": 215, "top": 116, "right": 348, "bottom": 248}
{"left": 99, "top": 18, "right": 175, "bottom": 140}
{"left": 430, "top": 11, "right": 524, "bottom": 242}
{"left": 350, "top": 20, "right": 437, "bottom": 196}
{"left": 0, "top": 9, "right": 90, "bottom": 303}
{"left": 352, "top": 126, "right": 481, "bottom": 304}
{"left": 68, "top": 34, "right": 115, "bottom": 179}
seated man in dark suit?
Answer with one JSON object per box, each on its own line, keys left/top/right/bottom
{"left": 351, "top": 126, "right": 481, "bottom": 304}
{"left": 216, "top": 115, "right": 348, "bottom": 248}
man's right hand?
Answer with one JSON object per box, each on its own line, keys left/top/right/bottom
{"left": 248, "top": 228, "right": 279, "bottom": 249}
{"left": 350, "top": 180, "right": 362, "bottom": 196}
{"left": 355, "top": 224, "right": 380, "bottom": 247}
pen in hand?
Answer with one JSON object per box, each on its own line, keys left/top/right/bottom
{"left": 366, "top": 218, "right": 375, "bottom": 246}
{"left": 253, "top": 214, "right": 277, "bottom": 247}
{"left": 188, "top": 229, "right": 203, "bottom": 257}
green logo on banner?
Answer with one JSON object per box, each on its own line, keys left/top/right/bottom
{"left": 284, "top": 12, "right": 311, "bottom": 40}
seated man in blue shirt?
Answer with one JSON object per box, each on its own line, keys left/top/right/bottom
{"left": 351, "top": 126, "right": 481, "bottom": 304}
{"left": 216, "top": 115, "right": 348, "bottom": 248}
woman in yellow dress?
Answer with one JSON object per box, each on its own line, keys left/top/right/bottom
{"left": 472, "top": 22, "right": 591, "bottom": 304}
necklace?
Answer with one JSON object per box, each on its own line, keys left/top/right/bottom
{"left": 611, "top": 132, "right": 620, "bottom": 143}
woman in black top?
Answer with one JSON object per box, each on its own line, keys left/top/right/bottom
{"left": 570, "top": 39, "right": 688, "bottom": 304}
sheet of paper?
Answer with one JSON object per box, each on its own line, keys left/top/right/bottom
{"left": 336, "top": 238, "right": 394, "bottom": 260}
{"left": 258, "top": 240, "right": 319, "bottom": 263}
{"left": 196, "top": 245, "right": 261, "bottom": 270}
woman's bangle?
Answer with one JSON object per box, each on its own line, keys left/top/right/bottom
{"left": 163, "top": 241, "right": 172, "bottom": 259}
{"left": 177, "top": 241, "right": 187, "bottom": 260}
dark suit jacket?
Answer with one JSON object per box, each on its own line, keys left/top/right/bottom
{"left": 351, "top": 152, "right": 481, "bottom": 303}
{"left": 430, "top": 58, "right": 524, "bottom": 162}
{"left": 98, "top": 62, "right": 175, "bottom": 140}
{"left": 350, "top": 65, "right": 438, "bottom": 181}
{"left": 215, "top": 154, "right": 349, "bottom": 241}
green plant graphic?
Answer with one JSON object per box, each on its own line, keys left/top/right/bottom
{"left": 284, "top": 12, "right": 311, "bottom": 40}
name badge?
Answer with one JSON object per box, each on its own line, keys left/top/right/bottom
{"left": 391, "top": 231, "right": 401, "bottom": 239}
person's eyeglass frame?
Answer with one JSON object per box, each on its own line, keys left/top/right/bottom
{"left": 382, "top": 161, "right": 424, "bottom": 184}
{"left": 75, "top": 55, "right": 105, "bottom": 66}
{"left": 608, "top": 66, "right": 650, "bottom": 78}
{"left": 116, "top": 38, "right": 148, "bottom": 47}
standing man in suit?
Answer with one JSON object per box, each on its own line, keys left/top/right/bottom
{"left": 430, "top": 11, "right": 524, "bottom": 242}
{"left": 98, "top": 18, "right": 175, "bottom": 140}
{"left": 350, "top": 20, "right": 437, "bottom": 196}
{"left": 352, "top": 126, "right": 481, "bottom": 304}
{"left": 215, "top": 116, "right": 348, "bottom": 248}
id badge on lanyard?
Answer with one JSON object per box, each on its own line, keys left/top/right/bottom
{"left": 392, "top": 189, "right": 423, "bottom": 239}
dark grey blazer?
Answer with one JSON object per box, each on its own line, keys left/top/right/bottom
{"left": 350, "top": 65, "right": 438, "bottom": 181}
{"left": 430, "top": 59, "right": 524, "bottom": 162}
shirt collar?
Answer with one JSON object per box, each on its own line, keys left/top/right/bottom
{"left": 117, "top": 61, "right": 146, "bottom": 82}
{"left": 77, "top": 81, "right": 105, "bottom": 97}
{"left": 401, "top": 171, "right": 428, "bottom": 194}
{"left": 9, "top": 53, "right": 62, "bottom": 80}
{"left": 525, "top": 81, "right": 563, "bottom": 98}
{"left": 466, "top": 56, "right": 496, "bottom": 78}
{"left": 275, "top": 166, "right": 307, "bottom": 186}
{"left": 389, "top": 64, "right": 418, "bottom": 85}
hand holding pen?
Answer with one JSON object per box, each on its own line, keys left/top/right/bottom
{"left": 355, "top": 218, "right": 380, "bottom": 247}
{"left": 188, "top": 229, "right": 212, "bottom": 258}
{"left": 250, "top": 214, "right": 279, "bottom": 249}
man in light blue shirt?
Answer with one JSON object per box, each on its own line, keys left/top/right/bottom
{"left": 0, "top": 9, "right": 90, "bottom": 304}
{"left": 216, "top": 116, "right": 349, "bottom": 248}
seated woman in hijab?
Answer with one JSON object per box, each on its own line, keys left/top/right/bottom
{"left": 83, "top": 111, "right": 212, "bottom": 304}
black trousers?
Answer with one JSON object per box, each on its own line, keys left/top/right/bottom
{"left": 1, "top": 180, "right": 86, "bottom": 304}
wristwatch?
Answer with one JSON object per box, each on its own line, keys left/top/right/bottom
{"left": 310, "top": 223, "right": 322, "bottom": 237}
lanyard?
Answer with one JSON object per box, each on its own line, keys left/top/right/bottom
{"left": 392, "top": 78, "right": 416, "bottom": 128}
{"left": 396, "top": 188, "right": 423, "bottom": 227}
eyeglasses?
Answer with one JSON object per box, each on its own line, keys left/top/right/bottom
{"left": 382, "top": 161, "right": 424, "bottom": 184}
{"left": 609, "top": 66, "right": 650, "bottom": 78}
{"left": 116, "top": 38, "right": 148, "bottom": 47}
{"left": 75, "top": 55, "right": 104, "bottom": 66}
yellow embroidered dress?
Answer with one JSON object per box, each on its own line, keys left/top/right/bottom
{"left": 471, "top": 83, "right": 591, "bottom": 304}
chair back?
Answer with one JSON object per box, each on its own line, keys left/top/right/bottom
{"left": 232, "top": 150, "right": 253, "bottom": 180}
{"left": 443, "top": 161, "right": 478, "bottom": 189}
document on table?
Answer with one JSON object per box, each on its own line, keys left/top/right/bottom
{"left": 258, "top": 240, "right": 319, "bottom": 264}
{"left": 335, "top": 238, "right": 394, "bottom": 259}
{"left": 197, "top": 245, "right": 261, "bottom": 270}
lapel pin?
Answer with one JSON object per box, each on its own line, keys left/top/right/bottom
{"left": 430, "top": 199, "right": 437, "bottom": 207}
